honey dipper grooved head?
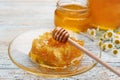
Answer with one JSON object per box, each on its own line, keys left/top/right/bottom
{"left": 52, "top": 27, "right": 69, "bottom": 43}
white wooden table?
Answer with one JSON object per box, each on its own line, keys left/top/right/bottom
{"left": 0, "top": 0, "right": 120, "bottom": 80}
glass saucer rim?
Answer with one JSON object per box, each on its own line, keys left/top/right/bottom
{"left": 8, "top": 28, "right": 100, "bottom": 78}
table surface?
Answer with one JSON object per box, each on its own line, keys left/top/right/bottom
{"left": 0, "top": 0, "right": 120, "bottom": 80}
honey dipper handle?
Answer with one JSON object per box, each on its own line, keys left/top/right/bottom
{"left": 68, "top": 38, "right": 120, "bottom": 76}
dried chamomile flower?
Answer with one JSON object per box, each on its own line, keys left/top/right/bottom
{"left": 107, "top": 43, "right": 113, "bottom": 50}
{"left": 98, "top": 40, "right": 103, "bottom": 47}
{"left": 87, "top": 28, "right": 97, "bottom": 40}
{"left": 101, "top": 43, "right": 107, "bottom": 51}
{"left": 87, "top": 28, "right": 96, "bottom": 37}
{"left": 90, "top": 29, "right": 96, "bottom": 37}
{"left": 112, "top": 49, "right": 119, "bottom": 55}
{"left": 106, "top": 30, "right": 114, "bottom": 39}
{"left": 103, "top": 33, "right": 107, "bottom": 40}
{"left": 113, "top": 38, "right": 120, "bottom": 45}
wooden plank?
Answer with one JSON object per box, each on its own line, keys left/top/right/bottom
{"left": 0, "top": 0, "right": 120, "bottom": 79}
{"left": 0, "top": 67, "right": 119, "bottom": 80}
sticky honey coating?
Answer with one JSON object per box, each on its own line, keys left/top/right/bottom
{"left": 29, "top": 32, "right": 84, "bottom": 68}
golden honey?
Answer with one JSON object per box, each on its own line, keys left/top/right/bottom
{"left": 29, "top": 32, "right": 84, "bottom": 69}
{"left": 89, "top": 0, "right": 120, "bottom": 30}
{"left": 54, "top": 3, "right": 91, "bottom": 33}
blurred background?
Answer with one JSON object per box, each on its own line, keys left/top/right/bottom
{"left": 0, "top": 0, "right": 56, "bottom": 27}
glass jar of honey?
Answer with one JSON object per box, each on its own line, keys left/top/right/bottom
{"left": 89, "top": 0, "right": 120, "bottom": 30}
{"left": 54, "top": 0, "right": 91, "bottom": 33}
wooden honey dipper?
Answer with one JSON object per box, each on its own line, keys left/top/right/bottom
{"left": 52, "top": 27, "right": 120, "bottom": 76}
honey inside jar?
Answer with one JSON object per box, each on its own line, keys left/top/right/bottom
{"left": 29, "top": 32, "right": 84, "bottom": 69}
{"left": 89, "top": 0, "right": 120, "bottom": 30}
{"left": 54, "top": 2, "right": 91, "bottom": 33}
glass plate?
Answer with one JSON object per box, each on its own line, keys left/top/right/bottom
{"left": 8, "top": 28, "right": 101, "bottom": 78}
